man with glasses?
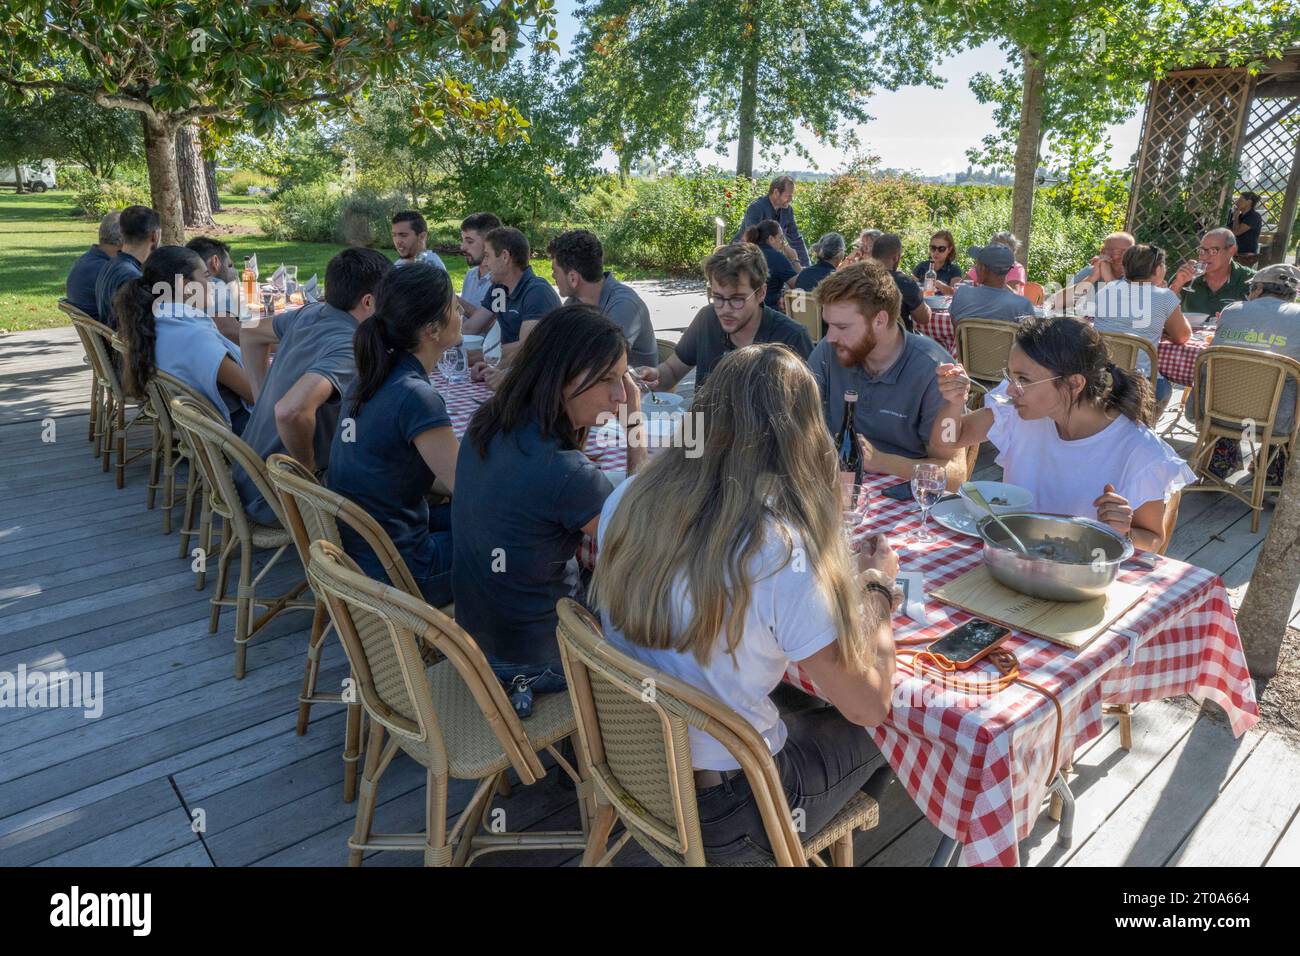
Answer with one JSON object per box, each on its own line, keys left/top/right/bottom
{"left": 1171, "top": 228, "right": 1255, "bottom": 316}
{"left": 636, "top": 243, "right": 812, "bottom": 393}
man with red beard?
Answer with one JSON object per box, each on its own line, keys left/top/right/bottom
{"left": 637, "top": 242, "right": 812, "bottom": 394}
{"left": 809, "top": 261, "right": 966, "bottom": 489}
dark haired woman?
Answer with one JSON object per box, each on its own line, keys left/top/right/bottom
{"left": 928, "top": 316, "right": 1193, "bottom": 553}
{"left": 326, "top": 262, "right": 462, "bottom": 605}
{"left": 912, "top": 229, "right": 962, "bottom": 294}
{"left": 452, "top": 303, "right": 648, "bottom": 695}
{"left": 743, "top": 219, "right": 799, "bottom": 310}
{"left": 115, "top": 245, "right": 253, "bottom": 433}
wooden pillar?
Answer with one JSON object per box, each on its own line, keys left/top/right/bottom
{"left": 1267, "top": 131, "right": 1300, "bottom": 265}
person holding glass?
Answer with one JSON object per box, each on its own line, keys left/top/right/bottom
{"left": 636, "top": 242, "right": 812, "bottom": 394}
{"left": 591, "top": 343, "right": 898, "bottom": 865}
{"left": 1169, "top": 228, "right": 1256, "bottom": 316}
{"left": 326, "top": 262, "right": 462, "bottom": 605}
{"left": 927, "top": 316, "right": 1193, "bottom": 553}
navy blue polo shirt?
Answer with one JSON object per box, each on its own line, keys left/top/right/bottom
{"left": 451, "top": 417, "right": 612, "bottom": 667}
{"left": 794, "top": 260, "right": 836, "bottom": 293}
{"left": 480, "top": 266, "right": 561, "bottom": 344}
{"left": 327, "top": 353, "right": 453, "bottom": 582}
{"left": 911, "top": 259, "right": 963, "bottom": 286}
{"left": 66, "top": 245, "right": 112, "bottom": 320}
{"left": 94, "top": 251, "right": 143, "bottom": 329}
{"left": 759, "top": 245, "right": 797, "bottom": 308}
{"left": 891, "top": 269, "right": 924, "bottom": 333}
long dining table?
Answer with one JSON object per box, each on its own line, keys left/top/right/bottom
{"left": 432, "top": 372, "right": 1258, "bottom": 868}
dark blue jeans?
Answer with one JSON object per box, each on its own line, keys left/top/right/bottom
{"left": 489, "top": 660, "right": 567, "bottom": 695}
{"left": 1155, "top": 374, "right": 1172, "bottom": 406}
{"left": 695, "top": 702, "right": 887, "bottom": 865}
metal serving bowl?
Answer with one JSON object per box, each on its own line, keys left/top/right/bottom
{"left": 976, "top": 513, "right": 1134, "bottom": 602}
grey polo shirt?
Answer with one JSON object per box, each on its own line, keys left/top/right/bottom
{"left": 564, "top": 272, "right": 658, "bottom": 368}
{"left": 808, "top": 333, "right": 953, "bottom": 459}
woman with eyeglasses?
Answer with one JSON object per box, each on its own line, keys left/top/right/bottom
{"left": 912, "top": 230, "right": 962, "bottom": 295}
{"left": 927, "top": 316, "right": 1193, "bottom": 553}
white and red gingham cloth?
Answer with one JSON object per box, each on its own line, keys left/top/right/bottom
{"left": 922, "top": 310, "right": 1212, "bottom": 387}
{"left": 434, "top": 374, "right": 1257, "bottom": 867}
{"left": 782, "top": 470, "right": 1258, "bottom": 867}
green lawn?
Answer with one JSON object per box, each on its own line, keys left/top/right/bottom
{"left": 0, "top": 191, "right": 565, "bottom": 333}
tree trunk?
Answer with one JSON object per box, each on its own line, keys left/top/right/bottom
{"left": 735, "top": 37, "right": 760, "bottom": 179}
{"left": 1235, "top": 451, "right": 1300, "bottom": 679}
{"left": 141, "top": 113, "right": 185, "bottom": 244}
{"left": 175, "top": 122, "right": 215, "bottom": 230}
{"left": 1010, "top": 46, "right": 1046, "bottom": 265}
{"left": 205, "top": 157, "right": 221, "bottom": 213}
{"left": 12, "top": 163, "right": 23, "bottom": 193}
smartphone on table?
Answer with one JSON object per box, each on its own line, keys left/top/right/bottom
{"left": 926, "top": 618, "right": 1011, "bottom": 669}
{"left": 881, "top": 480, "right": 914, "bottom": 502}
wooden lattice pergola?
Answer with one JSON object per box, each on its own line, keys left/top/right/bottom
{"left": 1127, "top": 48, "right": 1300, "bottom": 265}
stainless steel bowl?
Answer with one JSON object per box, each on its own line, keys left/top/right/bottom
{"left": 976, "top": 513, "right": 1134, "bottom": 602}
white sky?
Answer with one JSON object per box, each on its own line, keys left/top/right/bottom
{"left": 550, "top": 3, "right": 1144, "bottom": 176}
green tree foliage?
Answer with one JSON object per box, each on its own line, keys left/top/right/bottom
{"left": 0, "top": 0, "right": 560, "bottom": 241}
{"left": 570, "top": 0, "right": 942, "bottom": 177}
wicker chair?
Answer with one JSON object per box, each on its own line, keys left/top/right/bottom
{"left": 1183, "top": 347, "right": 1300, "bottom": 533}
{"left": 306, "top": 540, "right": 590, "bottom": 866}
{"left": 169, "top": 396, "right": 314, "bottom": 678}
{"left": 1022, "top": 281, "right": 1046, "bottom": 306}
{"left": 783, "top": 288, "right": 822, "bottom": 343}
{"left": 70, "top": 313, "right": 155, "bottom": 484}
{"left": 1098, "top": 330, "right": 1160, "bottom": 390}
{"left": 555, "top": 599, "right": 880, "bottom": 867}
{"left": 266, "top": 454, "right": 455, "bottom": 802}
{"left": 955, "top": 318, "right": 1017, "bottom": 412}
{"left": 59, "top": 299, "right": 105, "bottom": 455}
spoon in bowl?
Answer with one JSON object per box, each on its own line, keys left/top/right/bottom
{"left": 962, "top": 483, "right": 1030, "bottom": 556}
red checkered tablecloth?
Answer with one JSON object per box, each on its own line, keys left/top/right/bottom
{"left": 922, "top": 311, "right": 1212, "bottom": 387}
{"left": 783, "top": 471, "right": 1258, "bottom": 867}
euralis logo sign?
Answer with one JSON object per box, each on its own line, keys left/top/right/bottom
{"left": 49, "top": 887, "right": 151, "bottom": 936}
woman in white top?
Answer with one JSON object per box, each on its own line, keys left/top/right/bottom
{"left": 115, "top": 245, "right": 254, "bottom": 434}
{"left": 928, "top": 316, "right": 1194, "bottom": 553}
{"left": 1091, "top": 243, "right": 1191, "bottom": 406}
{"left": 590, "top": 343, "right": 898, "bottom": 865}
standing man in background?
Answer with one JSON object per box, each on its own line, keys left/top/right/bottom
{"left": 733, "top": 175, "right": 810, "bottom": 268}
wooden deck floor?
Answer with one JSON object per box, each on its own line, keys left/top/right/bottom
{"left": 2, "top": 326, "right": 1299, "bottom": 867}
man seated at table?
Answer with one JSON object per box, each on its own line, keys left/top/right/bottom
{"left": 458, "top": 211, "right": 501, "bottom": 317}
{"left": 635, "top": 242, "right": 812, "bottom": 395}
{"left": 95, "top": 205, "right": 161, "bottom": 329}
{"left": 461, "top": 226, "right": 560, "bottom": 362}
{"left": 235, "top": 247, "right": 391, "bottom": 525}
{"left": 548, "top": 229, "right": 658, "bottom": 368}
{"left": 1170, "top": 228, "right": 1255, "bottom": 316}
{"left": 808, "top": 260, "right": 966, "bottom": 489}
{"left": 1070, "top": 232, "right": 1135, "bottom": 288}
{"left": 185, "top": 236, "right": 242, "bottom": 343}
{"left": 1187, "top": 264, "right": 1300, "bottom": 484}
{"left": 949, "top": 244, "right": 1036, "bottom": 326}
{"left": 65, "top": 212, "right": 121, "bottom": 322}
{"left": 391, "top": 210, "right": 448, "bottom": 273}
{"left": 870, "top": 233, "right": 929, "bottom": 333}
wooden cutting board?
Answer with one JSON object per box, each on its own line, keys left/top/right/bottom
{"left": 930, "top": 565, "right": 1145, "bottom": 651}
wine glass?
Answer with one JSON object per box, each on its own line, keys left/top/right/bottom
{"left": 438, "top": 346, "right": 469, "bottom": 383}
{"left": 909, "top": 463, "right": 945, "bottom": 544}
{"left": 839, "top": 478, "right": 866, "bottom": 541}
{"left": 285, "top": 264, "right": 299, "bottom": 295}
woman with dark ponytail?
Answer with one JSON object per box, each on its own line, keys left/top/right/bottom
{"left": 927, "top": 316, "right": 1193, "bottom": 553}
{"left": 326, "top": 262, "right": 462, "bottom": 605}
{"left": 743, "top": 219, "right": 800, "bottom": 309}
{"left": 114, "top": 245, "right": 253, "bottom": 433}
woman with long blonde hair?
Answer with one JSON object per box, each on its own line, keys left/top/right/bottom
{"left": 590, "top": 343, "right": 898, "bottom": 865}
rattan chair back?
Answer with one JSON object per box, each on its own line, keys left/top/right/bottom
{"left": 783, "top": 288, "right": 822, "bottom": 342}
{"left": 955, "top": 319, "right": 1017, "bottom": 385}
{"left": 1099, "top": 330, "right": 1160, "bottom": 388}
{"left": 555, "top": 598, "right": 807, "bottom": 867}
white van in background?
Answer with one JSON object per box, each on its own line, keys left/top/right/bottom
{"left": 0, "top": 159, "right": 57, "bottom": 192}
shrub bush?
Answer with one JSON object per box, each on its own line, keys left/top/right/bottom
{"left": 218, "top": 168, "right": 275, "bottom": 195}
{"left": 257, "top": 181, "right": 343, "bottom": 243}
{"left": 69, "top": 172, "right": 152, "bottom": 219}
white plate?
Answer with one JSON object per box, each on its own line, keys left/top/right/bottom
{"left": 924, "top": 295, "right": 950, "bottom": 310}
{"left": 642, "top": 391, "right": 684, "bottom": 411}
{"left": 1184, "top": 311, "right": 1212, "bottom": 327}
{"left": 929, "top": 497, "right": 983, "bottom": 539}
{"left": 958, "top": 481, "right": 1033, "bottom": 519}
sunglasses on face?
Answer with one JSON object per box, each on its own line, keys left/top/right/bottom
{"left": 930, "top": 245, "right": 948, "bottom": 252}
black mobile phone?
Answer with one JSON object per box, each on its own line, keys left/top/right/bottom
{"left": 882, "top": 480, "right": 914, "bottom": 502}
{"left": 926, "top": 618, "right": 1011, "bottom": 667}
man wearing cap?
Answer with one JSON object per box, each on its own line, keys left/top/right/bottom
{"left": 732, "top": 175, "right": 810, "bottom": 267}
{"left": 1190, "top": 264, "right": 1300, "bottom": 483}
{"left": 948, "top": 244, "right": 1036, "bottom": 325}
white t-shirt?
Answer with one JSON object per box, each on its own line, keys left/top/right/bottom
{"left": 987, "top": 383, "right": 1195, "bottom": 517}
{"left": 1091, "top": 279, "right": 1180, "bottom": 374}
{"left": 595, "top": 478, "right": 840, "bottom": 771}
